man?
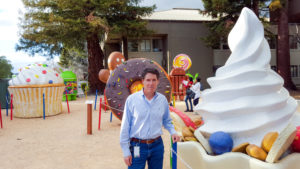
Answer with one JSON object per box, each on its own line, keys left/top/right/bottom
{"left": 120, "top": 68, "right": 180, "bottom": 169}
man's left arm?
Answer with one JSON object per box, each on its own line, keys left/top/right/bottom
{"left": 162, "top": 99, "right": 180, "bottom": 142}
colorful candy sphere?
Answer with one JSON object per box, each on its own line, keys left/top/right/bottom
{"left": 172, "top": 54, "right": 192, "bottom": 71}
{"left": 291, "top": 126, "right": 300, "bottom": 152}
{"left": 209, "top": 131, "right": 233, "bottom": 155}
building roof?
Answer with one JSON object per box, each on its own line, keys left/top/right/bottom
{"left": 142, "top": 8, "right": 216, "bottom": 22}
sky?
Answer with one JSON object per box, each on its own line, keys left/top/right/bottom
{"left": 0, "top": 0, "right": 204, "bottom": 73}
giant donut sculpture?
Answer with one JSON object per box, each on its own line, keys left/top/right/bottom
{"left": 105, "top": 58, "right": 172, "bottom": 120}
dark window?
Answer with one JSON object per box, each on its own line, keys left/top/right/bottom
{"left": 271, "top": 65, "right": 277, "bottom": 72}
{"left": 128, "top": 40, "right": 138, "bottom": 52}
{"left": 266, "top": 36, "right": 276, "bottom": 49}
{"left": 152, "top": 39, "right": 163, "bottom": 52}
{"left": 289, "top": 35, "right": 298, "bottom": 49}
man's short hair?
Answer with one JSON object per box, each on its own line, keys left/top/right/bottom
{"left": 142, "top": 68, "right": 160, "bottom": 79}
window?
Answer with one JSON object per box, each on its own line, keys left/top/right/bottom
{"left": 219, "top": 37, "right": 229, "bottom": 49}
{"left": 152, "top": 39, "right": 163, "bottom": 52}
{"left": 128, "top": 39, "right": 163, "bottom": 52}
{"left": 289, "top": 35, "right": 298, "bottom": 49}
{"left": 128, "top": 40, "right": 138, "bottom": 52}
{"left": 140, "top": 40, "right": 151, "bottom": 52}
{"left": 266, "top": 36, "right": 276, "bottom": 49}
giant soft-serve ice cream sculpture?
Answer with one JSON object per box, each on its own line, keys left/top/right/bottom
{"left": 195, "top": 7, "right": 297, "bottom": 146}
{"left": 177, "top": 7, "right": 300, "bottom": 169}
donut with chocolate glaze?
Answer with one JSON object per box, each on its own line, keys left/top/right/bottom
{"left": 105, "top": 58, "right": 172, "bottom": 120}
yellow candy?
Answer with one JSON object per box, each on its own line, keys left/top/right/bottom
{"left": 246, "top": 144, "right": 267, "bottom": 161}
{"left": 232, "top": 142, "right": 249, "bottom": 154}
{"left": 35, "top": 75, "right": 39, "bottom": 78}
{"left": 261, "top": 132, "right": 278, "bottom": 152}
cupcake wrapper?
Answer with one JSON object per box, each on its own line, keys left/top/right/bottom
{"left": 8, "top": 86, "right": 65, "bottom": 118}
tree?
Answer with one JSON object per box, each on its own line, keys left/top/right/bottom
{"left": 16, "top": 0, "right": 154, "bottom": 93}
{"left": 202, "top": 0, "right": 296, "bottom": 90}
{"left": 0, "top": 56, "right": 13, "bottom": 78}
{"left": 104, "top": 1, "right": 154, "bottom": 60}
{"left": 270, "top": 0, "right": 296, "bottom": 90}
{"left": 58, "top": 47, "right": 88, "bottom": 80}
{"left": 202, "top": 0, "right": 269, "bottom": 49}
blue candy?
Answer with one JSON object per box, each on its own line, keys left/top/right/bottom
{"left": 208, "top": 131, "right": 233, "bottom": 155}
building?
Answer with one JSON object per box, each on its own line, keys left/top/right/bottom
{"left": 105, "top": 6, "right": 300, "bottom": 88}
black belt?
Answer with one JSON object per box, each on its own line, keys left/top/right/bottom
{"left": 130, "top": 136, "right": 161, "bottom": 144}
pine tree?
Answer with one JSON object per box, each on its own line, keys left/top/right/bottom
{"left": 16, "top": 0, "right": 154, "bottom": 93}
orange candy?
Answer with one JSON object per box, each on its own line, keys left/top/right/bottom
{"left": 246, "top": 144, "right": 267, "bottom": 161}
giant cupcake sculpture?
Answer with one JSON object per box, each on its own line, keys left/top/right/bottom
{"left": 176, "top": 8, "right": 300, "bottom": 169}
{"left": 8, "top": 64, "right": 65, "bottom": 118}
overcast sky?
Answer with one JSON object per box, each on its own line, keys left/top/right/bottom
{"left": 0, "top": 0, "right": 204, "bottom": 73}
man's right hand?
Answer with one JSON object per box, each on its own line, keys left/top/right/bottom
{"left": 124, "top": 155, "right": 132, "bottom": 166}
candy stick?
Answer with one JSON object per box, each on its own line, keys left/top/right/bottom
{"left": 104, "top": 99, "right": 107, "bottom": 112}
{"left": 66, "top": 94, "right": 70, "bottom": 113}
{"left": 173, "top": 95, "right": 176, "bottom": 108}
{"left": 85, "top": 86, "right": 88, "bottom": 99}
{"left": 0, "top": 103, "right": 3, "bottom": 128}
{"left": 110, "top": 112, "right": 112, "bottom": 122}
{"left": 104, "top": 90, "right": 107, "bottom": 112}
{"left": 94, "top": 89, "right": 98, "bottom": 110}
{"left": 170, "top": 137, "right": 173, "bottom": 168}
{"left": 43, "top": 93, "right": 45, "bottom": 120}
{"left": 10, "top": 94, "right": 13, "bottom": 120}
{"left": 98, "top": 98, "right": 102, "bottom": 130}
{"left": 6, "top": 93, "right": 8, "bottom": 116}
{"left": 172, "top": 142, "right": 177, "bottom": 169}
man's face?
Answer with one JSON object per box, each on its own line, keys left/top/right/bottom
{"left": 142, "top": 73, "right": 159, "bottom": 94}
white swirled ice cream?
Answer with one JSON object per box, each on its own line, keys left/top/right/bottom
{"left": 8, "top": 63, "right": 65, "bottom": 118}
{"left": 9, "top": 63, "right": 63, "bottom": 86}
{"left": 194, "top": 8, "right": 297, "bottom": 147}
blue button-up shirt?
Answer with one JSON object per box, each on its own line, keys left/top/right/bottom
{"left": 120, "top": 90, "right": 177, "bottom": 157}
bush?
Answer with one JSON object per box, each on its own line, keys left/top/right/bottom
{"left": 81, "top": 83, "right": 87, "bottom": 93}
{"left": 0, "top": 56, "right": 13, "bottom": 78}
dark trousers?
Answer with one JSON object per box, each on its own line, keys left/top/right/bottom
{"left": 129, "top": 137, "right": 164, "bottom": 169}
{"left": 185, "top": 95, "right": 193, "bottom": 111}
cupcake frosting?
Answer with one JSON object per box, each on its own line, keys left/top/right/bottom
{"left": 195, "top": 8, "right": 297, "bottom": 146}
{"left": 9, "top": 63, "right": 63, "bottom": 86}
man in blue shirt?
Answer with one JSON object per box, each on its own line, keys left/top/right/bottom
{"left": 120, "top": 68, "right": 180, "bottom": 169}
